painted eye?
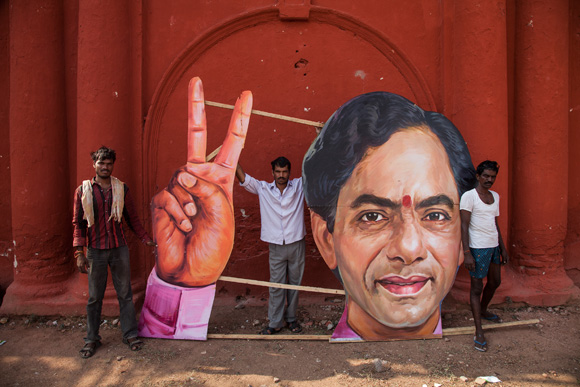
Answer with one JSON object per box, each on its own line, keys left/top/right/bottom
{"left": 360, "top": 212, "right": 385, "bottom": 222}
{"left": 422, "top": 212, "right": 450, "bottom": 221}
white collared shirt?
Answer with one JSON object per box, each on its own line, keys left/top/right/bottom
{"left": 240, "top": 173, "right": 306, "bottom": 245}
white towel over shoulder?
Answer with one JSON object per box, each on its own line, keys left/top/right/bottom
{"left": 81, "top": 177, "right": 125, "bottom": 227}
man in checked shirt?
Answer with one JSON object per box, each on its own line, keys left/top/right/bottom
{"left": 73, "top": 146, "right": 156, "bottom": 358}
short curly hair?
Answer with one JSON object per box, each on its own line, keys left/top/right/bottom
{"left": 91, "top": 146, "right": 116, "bottom": 163}
{"left": 271, "top": 156, "right": 291, "bottom": 172}
{"left": 476, "top": 160, "right": 499, "bottom": 175}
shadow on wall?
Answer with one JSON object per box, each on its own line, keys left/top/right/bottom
{"left": 565, "top": 240, "right": 580, "bottom": 288}
{"left": 0, "top": 244, "right": 14, "bottom": 308}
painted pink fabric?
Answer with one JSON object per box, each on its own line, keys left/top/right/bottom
{"left": 138, "top": 268, "right": 215, "bottom": 340}
{"left": 330, "top": 302, "right": 443, "bottom": 342}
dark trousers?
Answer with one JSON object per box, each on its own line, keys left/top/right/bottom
{"left": 85, "top": 246, "right": 138, "bottom": 343}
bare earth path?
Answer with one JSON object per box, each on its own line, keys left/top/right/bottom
{"left": 1, "top": 297, "right": 579, "bottom": 387}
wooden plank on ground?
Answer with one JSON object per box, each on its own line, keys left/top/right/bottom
{"left": 443, "top": 319, "right": 540, "bottom": 336}
{"left": 207, "top": 334, "right": 331, "bottom": 341}
{"left": 206, "top": 319, "right": 540, "bottom": 341}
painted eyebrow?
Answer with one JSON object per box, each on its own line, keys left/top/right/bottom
{"left": 350, "top": 194, "right": 400, "bottom": 209}
{"left": 415, "top": 194, "right": 455, "bottom": 210}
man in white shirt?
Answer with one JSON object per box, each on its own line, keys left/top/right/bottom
{"left": 236, "top": 157, "right": 306, "bottom": 334}
{"left": 460, "top": 160, "right": 509, "bottom": 352}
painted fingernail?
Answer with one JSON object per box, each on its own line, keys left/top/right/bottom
{"left": 241, "top": 92, "right": 253, "bottom": 115}
{"left": 180, "top": 219, "right": 192, "bottom": 232}
{"left": 179, "top": 173, "right": 197, "bottom": 188}
{"left": 190, "top": 77, "right": 203, "bottom": 100}
{"left": 185, "top": 203, "right": 197, "bottom": 217}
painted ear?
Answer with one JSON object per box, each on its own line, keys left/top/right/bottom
{"left": 310, "top": 210, "right": 337, "bottom": 270}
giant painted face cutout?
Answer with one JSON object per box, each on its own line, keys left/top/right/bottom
{"left": 330, "top": 127, "right": 462, "bottom": 337}
{"left": 303, "top": 91, "right": 475, "bottom": 341}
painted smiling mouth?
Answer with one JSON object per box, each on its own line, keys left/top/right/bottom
{"left": 375, "top": 276, "right": 432, "bottom": 296}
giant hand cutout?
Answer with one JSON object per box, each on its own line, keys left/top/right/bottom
{"left": 139, "top": 77, "right": 252, "bottom": 340}
{"left": 152, "top": 77, "right": 252, "bottom": 286}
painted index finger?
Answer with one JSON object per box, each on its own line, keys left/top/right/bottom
{"left": 187, "top": 77, "right": 207, "bottom": 164}
{"left": 214, "top": 90, "right": 253, "bottom": 169}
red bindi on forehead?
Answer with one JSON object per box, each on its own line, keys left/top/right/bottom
{"left": 402, "top": 195, "right": 412, "bottom": 208}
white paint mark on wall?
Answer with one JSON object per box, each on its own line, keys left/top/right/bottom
{"left": 113, "top": 91, "right": 118, "bottom": 98}
{"left": 355, "top": 70, "right": 367, "bottom": 80}
{"left": 11, "top": 240, "right": 16, "bottom": 266}
{"left": 240, "top": 209, "right": 250, "bottom": 218}
{"left": 380, "top": 77, "right": 384, "bottom": 80}
{"left": 527, "top": 19, "right": 533, "bottom": 27}
{"left": 304, "top": 107, "right": 311, "bottom": 112}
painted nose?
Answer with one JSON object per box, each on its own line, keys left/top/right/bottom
{"left": 385, "top": 219, "right": 427, "bottom": 265}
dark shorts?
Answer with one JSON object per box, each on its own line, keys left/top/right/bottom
{"left": 469, "top": 246, "right": 501, "bottom": 279}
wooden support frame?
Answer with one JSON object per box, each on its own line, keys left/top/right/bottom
{"left": 218, "top": 275, "right": 345, "bottom": 295}
{"left": 204, "top": 100, "right": 324, "bottom": 162}
{"left": 205, "top": 100, "right": 324, "bottom": 127}
{"left": 207, "top": 319, "right": 540, "bottom": 341}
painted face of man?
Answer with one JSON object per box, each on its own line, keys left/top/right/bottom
{"left": 93, "top": 158, "right": 115, "bottom": 179}
{"left": 319, "top": 127, "right": 462, "bottom": 332}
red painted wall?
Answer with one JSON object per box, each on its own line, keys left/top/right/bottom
{"left": 565, "top": 0, "right": 580, "bottom": 285}
{"left": 0, "top": 0, "right": 12, "bottom": 302}
{"left": 1, "top": 0, "right": 578, "bottom": 315}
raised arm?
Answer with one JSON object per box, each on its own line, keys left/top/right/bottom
{"left": 235, "top": 163, "right": 246, "bottom": 184}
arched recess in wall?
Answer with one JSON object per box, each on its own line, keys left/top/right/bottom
{"left": 142, "top": 6, "right": 436, "bottom": 243}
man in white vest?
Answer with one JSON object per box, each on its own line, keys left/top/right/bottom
{"left": 460, "top": 160, "right": 509, "bottom": 352}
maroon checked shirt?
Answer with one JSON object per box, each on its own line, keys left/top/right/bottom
{"left": 72, "top": 178, "right": 151, "bottom": 249}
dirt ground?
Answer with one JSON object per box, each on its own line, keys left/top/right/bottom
{"left": 1, "top": 295, "right": 579, "bottom": 387}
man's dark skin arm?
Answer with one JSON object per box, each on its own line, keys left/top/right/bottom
{"left": 76, "top": 247, "right": 89, "bottom": 273}
{"left": 235, "top": 164, "right": 246, "bottom": 184}
{"left": 460, "top": 209, "right": 475, "bottom": 271}
{"left": 495, "top": 218, "right": 509, "bottom": 265}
